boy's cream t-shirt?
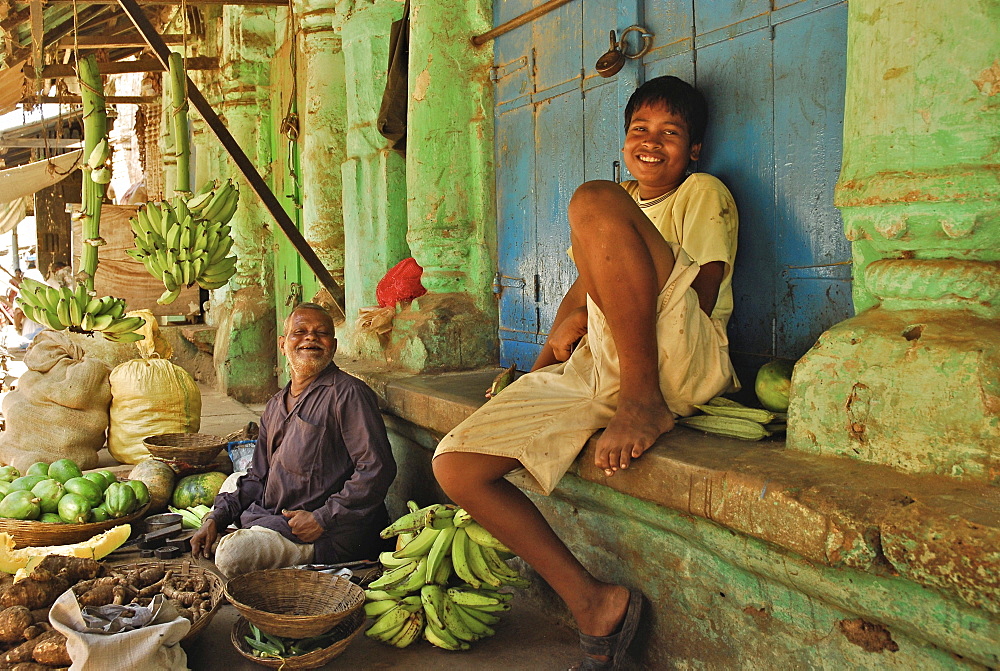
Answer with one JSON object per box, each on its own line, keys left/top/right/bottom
{"left": 620, "top": 172, "right": 738, "bottom": 328}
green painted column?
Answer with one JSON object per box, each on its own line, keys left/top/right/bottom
{"left": 208, "top": 7, "right": 282, "bottom": 403}
{"left": 386, "top": 0, "right": 498, "bottom": 372}
{"left": 338, "top": 1, "right": 410, "bottom": 360}
{"left": 295, "top": 3, "right": 347, "bottom": 301}
{"left": 787, "top": 1, "right": 1000, "bottom": 478}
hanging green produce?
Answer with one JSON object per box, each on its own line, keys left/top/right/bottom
{"left": 127, "top": 52, "right": 240, "bottom": 305}
{"left": 16, "top": 54, "right": 145, "bottom": 343}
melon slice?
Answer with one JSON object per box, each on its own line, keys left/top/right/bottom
{"left": 0, "top": 524, "right": 131, "bottom": 574}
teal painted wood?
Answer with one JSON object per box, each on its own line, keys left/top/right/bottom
{"left": 494, "top": 0, "right": 849, "bottom": 376}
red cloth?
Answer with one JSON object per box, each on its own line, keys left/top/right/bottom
{"left": 376, "top": 257, "right": 426, "bottom": 307}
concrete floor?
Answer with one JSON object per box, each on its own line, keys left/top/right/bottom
{"left": 180, "top": 384, "right": 582, "bottom": 670}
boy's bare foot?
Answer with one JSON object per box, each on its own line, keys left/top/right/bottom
{"left": 596, "top": 399, "right": 674, "bottom": 474}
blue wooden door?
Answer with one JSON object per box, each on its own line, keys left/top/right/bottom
{"left": 494, "top": 0, "right": 850, "bottom": 381}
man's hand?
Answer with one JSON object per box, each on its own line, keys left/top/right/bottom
{"left": 546, "top": 305, "right": 588, "bottom": 362}
{"left": 191, "top": 518, "right": 218, "bottom": 559}
{"left": 282, "top": 509, "right": 324, "bottom": 543}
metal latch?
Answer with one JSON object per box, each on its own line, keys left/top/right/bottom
{"left": 492, "top": 272, "right": 526, "bottom": 295}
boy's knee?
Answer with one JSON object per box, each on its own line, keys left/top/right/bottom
{"left": 569, "top": 180, "right": 631, "bottom": 228}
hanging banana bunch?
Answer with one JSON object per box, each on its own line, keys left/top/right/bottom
{"left": 127, "top": 178, "right": 240, "bottom": 305}
{"left": 16, "top": 54, "right": 145, "bottom": 343}
{"left": 126, "top": 52, "right": 239, "bottom": 305}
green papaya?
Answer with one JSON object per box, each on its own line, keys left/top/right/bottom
{"left": 40, "top": 513, "right": 64, "bottom": 524}
{"left": 0, "top": 466, "right": 19, "bottom": 483}
{"left": 0, "top": 491, "right": 42, "bottom": 520}
{"left": 25, "top": 462, "right": 49, "bottom": 478}
{"left": 126, "top": 480, "right": 150, "bottom": 507}
{"left": 64, "top": 477, "right": 104, "bottom": 508}
{"left": 90, "top": 505, "right": 110, "bottom": 523}
{"left": 103, "top": 482, "right": 138, "bottom": 518}
{"left": 83, "top": 472, "right": 110, "bottom": 492}
{"left": 9, "top": 475, "right": 47, "bottom": 493}
{"left": 57, "top": 492, "right": 92, "bottom": 524}
{"left": 48, "top": 459, "right": 83, "bottom": 484}
{"left": 31, "top": 479, "right": 66, "bottom": 514}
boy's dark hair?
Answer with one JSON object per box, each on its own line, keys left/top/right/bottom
{"left": 624, "top": 76, "right": 708, "bottom": 146}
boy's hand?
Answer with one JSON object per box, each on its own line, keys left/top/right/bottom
{"left": 547, "top": 306, "right": 588, "bottom": 362}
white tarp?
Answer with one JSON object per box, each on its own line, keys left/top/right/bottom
{"left": 0, "top": 198, "right": 26, "bottom": 236}
{"left": 0, "top": 150, "right": 82, "bottom": 209}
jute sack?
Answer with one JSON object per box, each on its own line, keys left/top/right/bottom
{"left": 108, "top": 356, "right": 201, "bottom": 464}
{"left": 0, "top": 330, "right": 111, "bottom": 472}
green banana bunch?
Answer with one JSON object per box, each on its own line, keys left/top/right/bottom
{"left": 15, "top": 279, "right": 144, "bottom": 341}
{"left": 126, "top": 178, "right": 241, "bottom": 305}
{"left": 677, "top": 395, "right": 777, "bottom": 441}
{"left": 364, "top": 501, "right": 531, "bottom": 649}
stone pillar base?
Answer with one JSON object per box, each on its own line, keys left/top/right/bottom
{"left": 377, "top": 293, "right": 497, "bottom": 373}
{"left": 787, "top": 308, "right": 1000, "bottom": 480}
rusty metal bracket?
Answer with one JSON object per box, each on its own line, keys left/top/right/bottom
{"left": 116, "top": 0, "right": 346, "bottom": 323}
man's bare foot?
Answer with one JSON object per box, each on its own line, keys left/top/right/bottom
{"left": 596, "top": 399, "right": 674, "bottom": 474}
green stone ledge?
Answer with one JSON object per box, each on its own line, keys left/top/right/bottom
{"left": 341, "top": 360, "right": 1000, "bottom": 666}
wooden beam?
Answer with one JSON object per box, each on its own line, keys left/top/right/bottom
{"left": 47, "top": 0, "right": 287, "bottom": 4}
{"left": 29, "top": 56, "right": 218, "bottom": 78}
{"left": 117, "top": 0, "right": 347, "bottom": 323}
{"left": 36, "top": 96, "right": 159, "bottom": 104}
{"left": 56, "top": 34, "right": 185, "bottom": 48}
{"left": 0, "top": 138, "right": 83, "bottom": 148}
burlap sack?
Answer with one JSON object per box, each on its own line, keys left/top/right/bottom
{"left": 0, "top": 330, "right": 112, "bottom": 472}
{"left": 108, "top": 356, "right": 201, "bottom": 464}
{"left": 49, "top": 588, "right": 190, "bottom": 671}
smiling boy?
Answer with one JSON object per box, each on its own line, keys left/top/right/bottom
{"left": 433, "top": 76, "right": 738, "bottom": 669}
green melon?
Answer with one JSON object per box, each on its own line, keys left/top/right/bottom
{"left": 754, "top": 359, "right": 796, "bottom": 412}
{"left": 0, "top": 467, "right": 20, "bottom": 483}
{"left": 0, "top": 491, "right": 41, "bottom": 520}
{"left": 48, "top": 459, "right": 83, "bottom": 484}
{"left": 172, "top": 472, "right": 227, "bottom": 509}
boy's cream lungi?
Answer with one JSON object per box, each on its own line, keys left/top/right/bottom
{"left": 434, "top": 248, "right": 737, "bottom": 495}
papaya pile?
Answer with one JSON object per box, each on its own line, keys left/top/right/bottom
{"left": 0, "top": 459, "right": 149, "bottom": 525}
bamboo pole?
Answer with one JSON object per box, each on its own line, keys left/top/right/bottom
{"left": 168, "top": 52, "right": 190, "bottom": 194}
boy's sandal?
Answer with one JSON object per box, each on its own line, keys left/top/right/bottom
{"left": 573, "top": 587, "right": 644, "bottom": 671}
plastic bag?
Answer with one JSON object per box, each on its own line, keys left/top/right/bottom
{"left": 376, "top": 257, "right": 426, "bottom": 307}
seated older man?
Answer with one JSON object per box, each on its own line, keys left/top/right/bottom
{"left": 191, "top": 303, "right": 396, "bottom": 576}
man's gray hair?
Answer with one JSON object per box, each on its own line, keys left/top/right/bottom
{"left": 283, "top": 302, "right": 335, "bottom": 333}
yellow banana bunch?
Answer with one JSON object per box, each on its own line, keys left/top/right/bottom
{"left": 364, "top": 502, "right": 530, "bottom": 650}
{"left": 15, "top": 278, "right": 145, "bottom": 342}
{"left": 126, "top": 178, "right": 241, "bottom": 305}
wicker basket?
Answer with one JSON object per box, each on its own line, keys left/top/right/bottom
{"left": 231, "top": 610, "right": 364, "bottom": 669}
{"left": 109, "top": 560, "right": 224, "bottom": 642}
{"left": 0, "top": 501, "right": 150, "bottom": 548}
{"left": 143, "top": 433, "right": 227, "bottom": 465}
{"left": 224, "top": 569, "right": 365, "bottom": 639}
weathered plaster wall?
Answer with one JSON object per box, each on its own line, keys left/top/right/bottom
{"left": 787, "top": 0, "right": 1000, "bottom": 478}
{"left": 200, "top": 7, "right": 282, "bottom": 402}
{"left": 383, "top": 0, "right": 499, "bottom": 372}
{"left": 338, "top": 0, "right": 410, "bottom": 360}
